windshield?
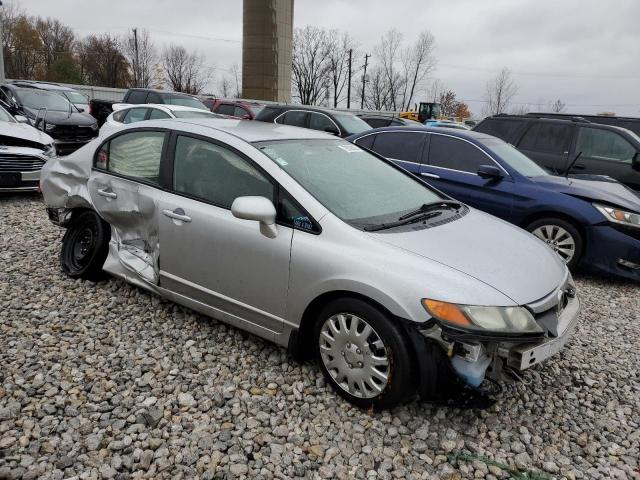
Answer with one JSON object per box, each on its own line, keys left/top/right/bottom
{"left": 256, "top": 139, "right": 443, "bottom": 226}
{"left": 0, "top": 105, "right": 15, "bottom": 123}
{"left": 334, "top": 114, "right": 371, "bottom": 135}
{"left": 482, "top": 138, "right": 549, "bottom": 177}
{"left": 164, "top": 94, "right": 207, "bottom": 110}
{"left": 64, "top": 91, "right": 88, "bottom": 104}
{"left": 172, "top": 110, "right": 218, "bottom": 119}
{"left": 18, "top": 89, "right": 72, "bottom": 112}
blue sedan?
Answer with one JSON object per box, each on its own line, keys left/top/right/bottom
{"left": 347, "top": 127, "right": 640, "bottom": 281}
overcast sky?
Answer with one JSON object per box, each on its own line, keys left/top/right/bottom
{"left": 14, "top": 0, "right": 640, "bottom": 117}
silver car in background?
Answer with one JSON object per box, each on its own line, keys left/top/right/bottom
{"left": 40, "top": 119, "right": 579, "bottom": 409}
{"left": 0, "top": 104, "right": 55, "bottom": 192}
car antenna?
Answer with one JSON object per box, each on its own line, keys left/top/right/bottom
{"left": 564, "top": 151, "right": 582, "bottom": 178}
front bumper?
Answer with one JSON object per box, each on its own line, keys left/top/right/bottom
{"left": 583, "top": 224, "right": 640, "bottom": 281}
{"left": 0, "top": 170, "right": 41, "bottom": 192}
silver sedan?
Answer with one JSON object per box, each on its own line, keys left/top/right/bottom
{"left": 40, "top": 118, "right": 580, "bottom": 409}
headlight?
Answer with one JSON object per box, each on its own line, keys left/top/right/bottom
{"left": 593, "top": 203, "right": 640, "bottom": 229}
{"left": 422, "top": 299, "right": 543, "bottom": 334}
{"left": 43, "top": 144, "right": 56, "bottom": 158}
{"left": 90, "top": 122, "right": 98, "bottom": 131}
{"left": 45, "top": 123, "right": 56, "bottom": 132}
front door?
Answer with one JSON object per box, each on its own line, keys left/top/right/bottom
{"left": 421, "top": 133, "right": 515, "bottom": 221}
{"left": 157, "top": 133, "right": 293, "bottom": 335}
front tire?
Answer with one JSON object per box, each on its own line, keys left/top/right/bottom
{"left": 314, "top": 298, "right": 414, "bottom": 410}
{"left": 60, "top": 210, "right": 110, "bottom": 281}
{"left": 527, "top": 217, "right": 583, "bottom": 270}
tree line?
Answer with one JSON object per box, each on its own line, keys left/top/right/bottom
{"left": 0, "top": 3, "right": 214, "bottom": 94}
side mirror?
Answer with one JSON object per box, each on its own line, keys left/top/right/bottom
{"left": 14, "top": 115, "right": 30, "bottom": 124}
{"left": 231, "top": 196, "right": 278, "bottom": 238}
{"left": 477, "top": 164, "right": 504, "bottom": 180}
{"left": 324, "top": 127, "right": 340, "bottom": 136}
{"left": 633, "top": 152, "right": 640, "bottom": 172}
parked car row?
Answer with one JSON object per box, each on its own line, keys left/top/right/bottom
{"left": 41, "top": 118, "right": 580, "bottom": 409}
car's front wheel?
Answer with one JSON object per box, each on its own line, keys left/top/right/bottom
{"left": 60, "top": 210, "right": 110, "bottom": 281}
{"left": 314, "top": 298, "right": 415, "bottom": 410}
{"left": 527, "top": 217, "right": 583, "bottom": 270}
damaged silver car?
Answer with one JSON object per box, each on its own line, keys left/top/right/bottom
{"left": 41, "top": 119, "right": 580, "bottom": 409}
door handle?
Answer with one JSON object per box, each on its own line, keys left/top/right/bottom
{"left": 97, "top": 188, "right": 117, "bottom": 199}
{"left": 162, "top": 208, "right": 192, "bottom": 223}
{"left": 421, "top": 172, "right": 440, "bottom": 179}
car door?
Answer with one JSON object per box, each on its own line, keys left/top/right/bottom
{"left": 88, "top": 129, "right": 169, "bottom": 284}
{"left": 572, "top": 126, "right": 640, "bottom": 189}
{"left": 515, "top": 121, "right": 575, "bottom": 174}
{"left": 420, "top": 133, "right": 515, "bottom": 220}
{"left": 157, "top": 132, "right": 293, "bottom": 337}
{"left": 361, "top": 130, "right": 426, "bottom": 176}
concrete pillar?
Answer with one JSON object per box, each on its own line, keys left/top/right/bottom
{"left": 242, "top": 0, "right": 293, "bottom": 103}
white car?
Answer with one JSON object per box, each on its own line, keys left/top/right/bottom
{"left": 100, "top": 104, "right": 224, "bottom": 137}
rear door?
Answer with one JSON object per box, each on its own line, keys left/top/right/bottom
{"left": 156, "top": 132, "right": 294, "bottom": 337}
{"left": 515, "top": 121, "right": 575, "bottom": 174}
{"left": 572, "top": 126, "right": 640, "bottom": 189}
{"left": 89, "top": 129, "right": 169, "bottom": 284}
{"left": 421, "top": 133, "right": 515, "bottom": 220}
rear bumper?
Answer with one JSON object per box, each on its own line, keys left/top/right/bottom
{"left": 0, "top": 170, "right": 40, "bottom": 192}
{"left": 583, "top": 224, "right": 640, "bottom": 281}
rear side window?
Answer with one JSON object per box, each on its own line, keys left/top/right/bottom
{"left": 475, "top": 119, "right": 525, "bottom": 142}
{"left": 518, "top": 122, "right": 572, "bottom": 154}
{"left": 123, "top": 108, "right": 149, "bottom": 124}
{"left": 126, "top": 90, "right": 148, "bottom": 104}
{"left": 215, "top": 104, "right": 236, "bottom": 116}
{"left": 233, "top": 106, "right": 248, "bottom": 117}
{"left": 429, "top": 135, "right": 492, "bottom": 173}
{"left": 371, "top": 131, "right": 424, "bottom": 163}
{"left": 576, "top": 127, "right": 636, "bottom": 163}
{"left": 148, "top": 108, "right": 171, "bottom": 120}
{"left": 202, "top": 99, "right": 215, "bottom": 109}
{"left": 112, "top": 110, "right": 127, "bottom": 123}
{"left": 280, "top": 111, "right": 308, "bottom": 127}
{"left": 95, "top": 131, "right": 165, "bottom": 184}
{"left": 366, "top": 118, "right": 390, "bottom": 128}
{"left": 308, "top": 113, "right": 337, "bottom": 132}
{"left": 354, "top": 134, "right": 375, "bottom": 149}
{"left": 173, "top": 135, "right": 274, "bottom": 208}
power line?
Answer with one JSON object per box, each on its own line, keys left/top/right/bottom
{"left": 438, "top": 63, "right": 640, "bottom": 80}
{"left": 461, "top": 98, "right": 640, "bottom": 107}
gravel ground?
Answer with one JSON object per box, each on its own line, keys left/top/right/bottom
{"left": 1, "top": 194, "right": 639, "bottom": 480}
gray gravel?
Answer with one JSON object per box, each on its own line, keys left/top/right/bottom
{"left": 1, "top": 194, "right": 639, "bottom": 480}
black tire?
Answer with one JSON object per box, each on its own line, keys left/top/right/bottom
{"left": 314, "top": 297, "right": 415, "bottom": 410}
{"left": 526, "top": 217, "right": 583, "bottom": 270}
{"left": 60, "top": 210, "right": 110, "bottom": 281}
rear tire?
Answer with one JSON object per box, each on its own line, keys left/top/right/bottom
{"left": 60, "top": 211, "right": 110, "bottom": 281}
{"left": 314, "top": 297, "right": 415, "bottom": 410}
{"left": 526, "top": 217, "right": 583, "bottom": 270}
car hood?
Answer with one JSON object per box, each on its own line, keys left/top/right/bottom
{"left": 23, "top": 107, "right": 97, "bottom": 126}
{"left": 0, "top": 121, "right": 53, "bottom": 147}
{"left": 370, "top": 208, "right": 567, "bottom": 305}
{"left": 530, "top": 174, "right": 640, "bottom": 212}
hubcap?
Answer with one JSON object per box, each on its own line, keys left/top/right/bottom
{"left": 319, "top": 313, "right": 390, "bottom": 399}
{"left": 532, "top": 225, "right": 576, "bottom": 263}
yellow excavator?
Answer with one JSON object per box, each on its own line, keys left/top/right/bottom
{"left": 399, "top": 102, "right": 442, "bottom": 123}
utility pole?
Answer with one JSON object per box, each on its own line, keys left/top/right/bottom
{"left": 133, "top": 28, "right": 139, "bottom": 87}
{"left": 346, "top": 48, "right": 352, "bottom": 109}
{"left": 0, "top": 1, "right": 5, "bottom": 83}
{"left": 360, "top": 53, "right": 370, "bottom": 109}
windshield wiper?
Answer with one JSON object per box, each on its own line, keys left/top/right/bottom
{"left": 364, "top": 211, "right": 443, "bottom": 232}
{"left": 398, "top": 200, "right": 462, "bottom": 221}
{"left": 564, "top": 151, "right": 582, "bottom": 178}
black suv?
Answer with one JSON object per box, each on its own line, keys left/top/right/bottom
{"left": 0, "top": 83, "right": 98, "bottom": 155}
{"left": 474, "top": 114, "right": 640, "bottom": 191}
{"left": 254, "top": 105, "right": 372, "bottom": 138}
{"left": 527, "top": 112, "right": 640, "bottom": 136}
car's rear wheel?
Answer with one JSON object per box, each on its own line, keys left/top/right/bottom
{"left": 60, "top": 210, "right": 110, "bottom": 281}
{"left": 314, "top": 298, "right": 414, "bottom": 410}
{"left": 527, "top": 217, "right": 583, "bottom": 269}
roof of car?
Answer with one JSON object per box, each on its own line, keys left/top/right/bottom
{"left": 113, "top": 103, "right": 211, "bottom": 113}
{"left": 349, "top": 126, "right": 494, "bottom": 141}
{"left": 261, "top": 104, "right": 354, "bottom": 116}
{"left": 11, "top": 81, "right": 74, "bottom": 92}
{"left": 133, "top": 117, "right": 335, "bottom": 142}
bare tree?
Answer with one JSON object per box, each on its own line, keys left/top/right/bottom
{"left": 483, "top": 67, "right": 519, "bottom": 115}
{"left": 375, "top": 29, "right": 404, "bottom": 110}
{"left": 364, "top": 66, "right": 391, "bottom": 110}
{"left": 230, "top": 64, "right": 241, "bottom": 98}
{"left": 551, "top": 99, "right": 566, "bottom": 113}
{"left": 76, "top": 34, "right": 130, "bottom": 87}
{"left": 35, "top": 17, "right": 75, "bottom": 72}
{"left": 218, "top": 74, "right": 231, "bottom": 97}
{"left": 326, "top": 30, "right": 356, "bottom": 107}
{"left": 162, "top": 44, "right": 212, "bottom": 94}
{"left": 291, "top": 26, "right": 332, "bottom": 105}
{"left": 123, "top": 28, "right": 157, "bottom": 88}
{"left": 400, "top": 30, "right": 436, "bottom": 110}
